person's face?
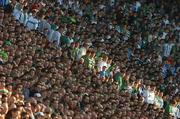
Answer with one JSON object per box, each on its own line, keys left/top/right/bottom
{"left": 12, "top": 110, "right": 21, "bottom": 118}
{"left": 52, "top": 100, "right": 59, "bottom": 109}
{"left": 22, "top": 113, "right": 30, "bottom": 119}
{"left": 35, "top": 104, "right": 41, "bottom": 112}
{"left": 0, "top": 82, "right": 5, "bottom": 88}
{"left": 7, "top": 85, "right": 13, "bottom": 92}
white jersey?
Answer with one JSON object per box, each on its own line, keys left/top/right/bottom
{"left": 147, "top": 91, "right": 155, "bottom": 104}
{"left": 76, "top": 47, "right": 87, "bottom": 60}
{"left": 143, "top": 90, "right": 155, "bottom": 104}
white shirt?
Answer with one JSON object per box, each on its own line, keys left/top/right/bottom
{"left": 76, "top": 47, "right": 87, "bottom": 60}
{"left": 57, "top": 0, "right": 64, "bottom": 5}
{"left": 170, "top": 106, "right": 179, "bottom": 117}
{"left": 161, "top": 32, "right": 167, "bottom": 39}
{"left": 177, "top": 109, "right": 180, "bottom": 118}
{"left": 51, "top": 31, "right": 61, "bottom": 46}
{"left": 110, "top": 0, "right": 115, "bottom": 6}
{"left": 107, "top": 63, "right": 111, "bottom": 69}
{"left": 97, "top": 61, "right": 107, "bottom": 71}
{"left": 127, "top": 86, "right": 133, "bottom": 94}
{"left": 67, "top": 38, "right": 74, "bottom": 47}
{"left": 163, "top": 19, "right": 170, "bottom": 25}
{"left": 68, "top": 0, "right": 74, "bottom": 8}
{"left": 143, "top": 90, "right": 155, "bottom": 104}
{"left": 147, "top": 91, "right": 155, "bottom": 104}
{"left": 135, "top": 1, "right": 141, "bottom": 11}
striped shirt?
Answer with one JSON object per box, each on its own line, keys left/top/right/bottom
{"left": 161, "top": 64, "right": 170, "bottom": 78}
{"left": 163, "top": 43, "right": 174, "bottom": 57}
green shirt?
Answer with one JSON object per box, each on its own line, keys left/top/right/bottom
{"left": 69, "top": 17, "right": 76, "bottom": 24}
{"left": 60, "top": 16, "right": 76, "bottom": 24}
{"left": 4, "top": 39, "right": 12, "bottom": 46}
{"left": 165, "top": 102, "right": 171, "bottom": 113}
{"left": 0, "top": 50, "right": 8, "bottom": 60}
{"left": 132, "top": 87, "right": 138, "bottom": 94}
{"left": 60, "top": 36, "right": 70, "bottom": 45}
{"left": 155, "top": 96, "right": 163, "bottom": 108}
{"left": 0, "top": 89, "right": 9, "bottom": 94}
{"left": 159, "top": 84, "right": 166, "bottom": 92}
{"left": 70, "top": 48, "right": 79, "bottom": 59}
{"left": 95, "top": 51, "right": 101, "bottom": 61}
{"left": 106, "top": 64, "right": 116, "bottom": 73}
{"left": 88, "top": 57, "right": 95, "bottom": 69}
{"left": 82, "top": 55, "right": 90, "bottom": 68}
{"left": 51, "top": 24, "right": 58, "bottom": 30}
{"left": 60, "top": 16, "right": 70, "bottom": 23}
{"left": 114, "top": 72, "right": 126, "bottom": 91}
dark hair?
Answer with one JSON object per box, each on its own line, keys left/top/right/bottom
{"left": 5, "top": 108, "right": 18, "bottom": 119}
{"left": 21, "top": 112, "right": 30, "bottom": 119}
{"left": 4, "top": 4, "right": 13, "bottom": 13}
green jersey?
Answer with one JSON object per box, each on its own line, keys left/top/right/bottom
{"left": 114, "top": 72, "right": 126, "bottom": 91}
{"left": 88, "top": 57, "right": 95, "bottom": 69}
{"left": 0, "top": 50, "right": 8, "bottom": 60}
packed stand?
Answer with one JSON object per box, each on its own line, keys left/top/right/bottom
{"left": 0, "top": 0, "right": 180, "bottom": 119}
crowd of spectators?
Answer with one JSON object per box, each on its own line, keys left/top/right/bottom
{"left": 0, "top": 0, "right": 179, "bottom": 119}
